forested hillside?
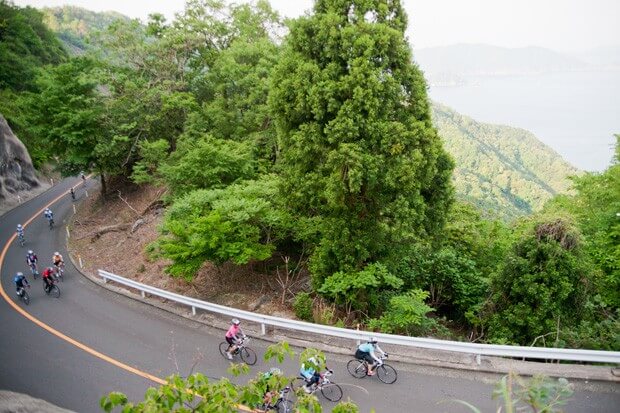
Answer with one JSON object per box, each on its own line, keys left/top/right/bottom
{"left": 433, "top": 103, "right": 578, "bottom": 219}
{"left": 42, "top": 6, "right": 131, "bottom": 54}
{"left": 3, "top": 0, "right": 617, "bottom": 352}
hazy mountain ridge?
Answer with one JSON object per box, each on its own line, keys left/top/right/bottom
{"left": 432, "top": 103, "right": 579, "bottom": 220}
{"left": 415, "top": 43, "right": 591, "bottom": 86}
{"left": 42, "top": 6, "right": 131, "bottom": 54}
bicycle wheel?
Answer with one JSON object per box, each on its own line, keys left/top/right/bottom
{"left": 21, "top": 290, "right": 30, "bottom": 305}
{"left": 346, "top": 359, "right": 367, "bottom": 378}
{"left": 240, "top": 346, "right": 257, "bottom": 365}
{"left": 320, "top": 383, "right": 343, "bottom": 402}
{"left": 376, "top": 364, "right": 397, "bottom": 384}
{"left": 218, "top": 342, "right": 231, "bottom": 360}
{"left": 276, "top": 399, "right": 292, "bottom": 413}
{"left": 49, "top": 285, "right": 60, "bottom": 298}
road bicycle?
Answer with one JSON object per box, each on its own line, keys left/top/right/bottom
{"left": 44, "top": 280, "right": 60, "bottom": 298}
{"left": 54, "top": 262, "right": 65, "bottom": 282}
{"left": 218, "top": 337, "right": 257, "bottom": 365}
{"left": 346, "top": 354, "right": 397, "bottom": 384}
{"left": 17, "top": 286, "right": 30, "bottom": 305}
{"left": 291, "top": 370, "right": 343, "bottom": 402}
{"left": 48, "top": 217, "right": 54, "bottom": 229}
{"left": 17, "top": 233, "right": 25, "bottom": 247}
{"left": 258, "top": 386, "right": 292, "bottom": 413}
{"left": 29, "top": 262, "right": 39, "bottom": 279}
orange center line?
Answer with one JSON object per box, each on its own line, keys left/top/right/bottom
{"left": 0, "top": 182, "right": 167, "bottom": 381}
{"left": 0, "top": 179, "right": 255, "bottom": 411}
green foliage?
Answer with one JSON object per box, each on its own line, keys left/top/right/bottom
{"left": 457, "top": 372, "right": 573, "bottom": 413}
{"left": 130, "top": 139, "right": 169, "bottom": 184}
{"left": 318, "top": 263, "right": 403, "bottom": 314}
{"left": 545, "top": 135, "right": 620, "bottom": 308}
{"left": 22, "top": 56, "right": 130, "bottom": 185}
{"left": 368, "top": 289, "right": 444, "bottom": 336}
{"left": 270, "top": 0, "right": 454, "bottom": 289}
{"left": 157, "top": 175, "right": 292, "bottom": 279}
{"left": 199, "top": 37, "right": 281, "bottom": 170}
{"left": 485, "top": 217, "right": 593, "bottom": 345}
{"left": 159, "top": 135, "right": 256, "bottom": 196}
{"left": 293, "top": 292, "right": 314, "bottom": 321}
{"left": 299, "top": 348, "right": 326, "bottom": 371}
{"left": 433, "top": 103, "right": 578, "bottom": 221}
{"left": 494, "top": 373, "right": 573, "bottom": 413}
{"left": 263, "top": 341, "right": 295, "bottom": 364}
{"left": 560, "top": 308, "right": 620, "bottom": 351}
{"left": 0, "top": 1, "right": 67, "bottom": 92}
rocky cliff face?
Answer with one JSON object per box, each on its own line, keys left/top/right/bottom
{"left": 0, "top": 114, "right": 41, "bottom": 202}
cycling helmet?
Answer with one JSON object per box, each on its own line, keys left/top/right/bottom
{"left": 369, "top": 337, "right": 378, "bottom": 344}
{"left": 54, "top": 252, "right": 60, "bottom": 256}
{"left": 28, "top": 250, "right": 33, "bottom": 254}
{"left": 269, "top": 367, "right": 281, "bottom": 375}
{"left": 16, "top": 272, "right": 23, "bottom": 277}
{"left": 17, "top": 224, "right": 22, "bottom": 229}
{"left": 232, "top": 318, "right": 240, "bottom": 325}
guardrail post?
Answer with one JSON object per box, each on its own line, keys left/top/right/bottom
{"left": 141, "top": 290, "right": 145, "bottom": 298}
{"left": 261, "top": 322, "right": 266, "bottom": 336}
{"left": 73, "top": 204, "right": 76, "bottom": 214}
{"left": 476, "top": 354, "right": 481, "bottom": 365}
{"left": 78, "top": 255, "right": 83, "bottom": 269}
{"left": 102, "top": 276, "right": 107, "bottom": 283}
{"left": 192, "top": 306, "right": 196, "bottom": 316}
{"left": 66, "top": 227, "right": 70, "bottom": 239}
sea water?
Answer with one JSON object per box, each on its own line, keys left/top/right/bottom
{"left": 429, "top": 70, "right": 620, "bottom": 172}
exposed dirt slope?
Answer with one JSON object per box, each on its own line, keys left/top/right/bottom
{"left": 69, "top": 183, "right": 295, "bottom": 317}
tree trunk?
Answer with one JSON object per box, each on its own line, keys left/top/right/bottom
{"left": 100, "top": 171, "right": 107, "bottom": 201}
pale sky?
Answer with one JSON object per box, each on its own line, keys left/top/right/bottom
{"left": 17, "top": 0, "right": 620, "bottom": 52}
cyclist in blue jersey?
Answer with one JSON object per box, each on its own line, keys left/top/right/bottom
{"left": 355, "top": 338, "right": 386, "bottom": 376}
{"left": 14, "top": 272, "right": 30, "bottom": 297}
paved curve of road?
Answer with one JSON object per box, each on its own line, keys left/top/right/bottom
{"left": 1, "top": 179, "right": 618, "bottom": 413}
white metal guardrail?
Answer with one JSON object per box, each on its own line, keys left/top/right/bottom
{"left": 98, "top": 269, "right": 620, "bottom": 364}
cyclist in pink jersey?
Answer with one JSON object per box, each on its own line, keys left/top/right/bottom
{"left": 224, "top": 318, "right": 245, "bottom": 359}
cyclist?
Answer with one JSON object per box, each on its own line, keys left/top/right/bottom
{"left": 44, "top": 208, "right": 54, "bottom": 227}
{"left": 355, "top": 337, "right": 386, "bottom": 376}
{"left": 14, "top": 272, "right": 30, "bottom": 297}
{"left": 260, "top": 367, "right": 282, "bottom": 407}
{"left": 52, "top": 251, "right": 64, "bottom": 268}
{"left": 42, "top": 266, "right": 55, "bottom": 292}
{"left": 224, "top": 318, "right": 245, "bottom": 360}
{"left": 16, "top": 224, "right": 24, "bottom": 239}
{"left": 70, "top": 187, "right": 75, "bottom": 200}
{"left": 26, "top": 250, "right": 38, "bottom": 273}
{"left": 300, "top": 356, "right": 322, "bottom": 393}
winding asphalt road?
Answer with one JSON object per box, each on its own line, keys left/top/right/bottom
{"left": 0, "top": 179, "right": 618, "bottom": 412}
